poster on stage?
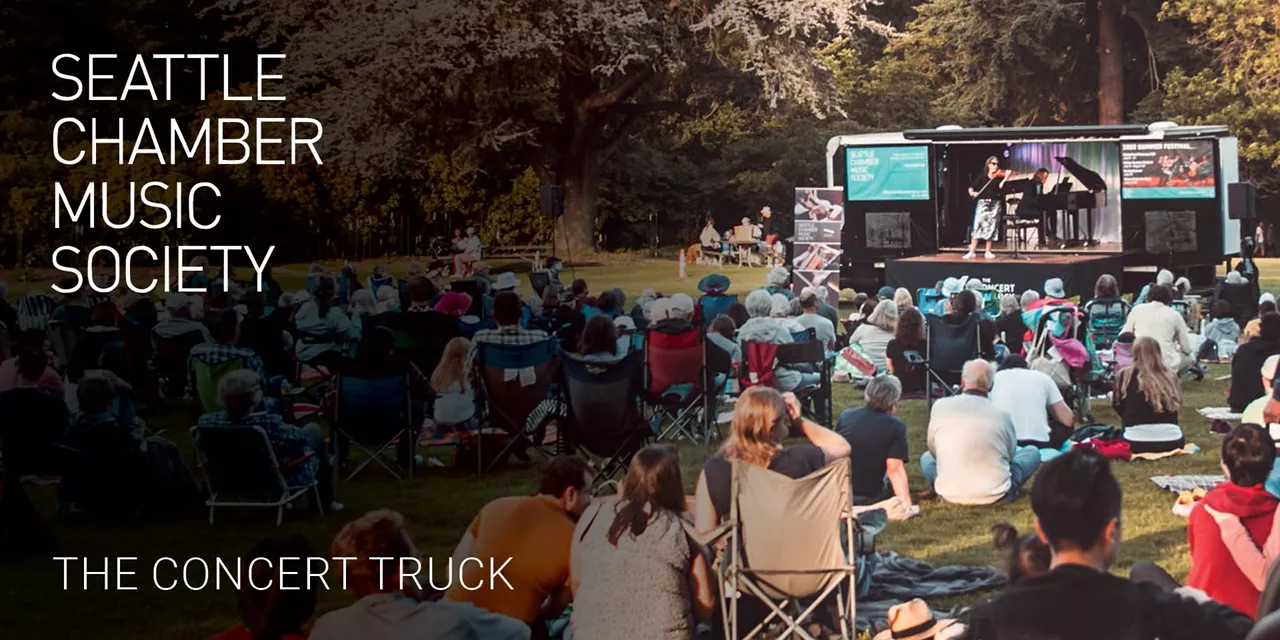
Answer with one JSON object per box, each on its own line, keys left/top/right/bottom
{"left": 1121, "top": 140, "right": 1216, "bottom": 199}
{"left": 793, "top": 188, "right": 845, "bottom": 299}
{"left": 845, "top": 145, "right": 930, "bottom": 201}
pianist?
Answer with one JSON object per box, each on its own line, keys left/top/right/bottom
{"left": 1018, "top": 168, "right": 1060, "bottom": 246}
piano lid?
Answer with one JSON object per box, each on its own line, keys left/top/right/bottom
{"left": 1054, "top": 156, "right": 1107, "bottom": 192}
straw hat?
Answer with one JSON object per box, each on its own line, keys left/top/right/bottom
{"left": 872, "top": 599, "right": 958, "bottom": 640}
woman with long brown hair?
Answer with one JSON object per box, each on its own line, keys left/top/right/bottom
{"left": 1112, "top": 336, "right": 1185, "bottom": 453}
{"left": 569, "top": 446, "right": 715, "bottom": 639}
{"left": 693, "top": 386, "right": 850, "bottom": 535}
{"left": 887, "top": 307, "right": 928, "bottom": 394}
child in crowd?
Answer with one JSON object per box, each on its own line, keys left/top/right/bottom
{"left": 429, "top": 337, "right": 475, "bottom": 437}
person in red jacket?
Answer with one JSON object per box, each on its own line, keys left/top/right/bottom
{"left": 1188, "top": 423, "right": 1279, "bottom": 618}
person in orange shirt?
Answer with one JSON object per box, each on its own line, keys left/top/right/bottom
{"left": 445, "top": 455, "right": 593, "bottom": 629}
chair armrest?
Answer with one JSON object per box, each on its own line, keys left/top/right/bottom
{"left": 280, "top": 451, "right": 317, "bottom": 470}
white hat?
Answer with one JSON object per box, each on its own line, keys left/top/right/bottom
{"left": 1264, "top": 355, "right": 1280, "bottom": 382}
{"left": 1044, "top": 278, "right": 1066, "bottom": 299}
{"left": 647, "top": 298, "right": 673, "bottom": 322}
{"left": 1262, "top": 292, "right": 1276, "bottom": 306}
{"left": 940, "top": 277, "right": 965, "bottom": 296}
{"left": 614, "top": 315, "right": 636, "bottom": 332}
{"left": 1156, "top": 269, "right": 1174, "bottom": 286}
{"left": 493, "top": 272, "right": 520, "bottom": 291}
{"left": 164, "top": 293, "right": 191, "bottom": 311}
{"left": 761, "top": 206, "right": 772, "bottom": 215}
{"left": 668, "top": 293, "right": 695, "bottom": 318}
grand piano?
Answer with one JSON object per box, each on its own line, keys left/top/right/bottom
{"left": 1041, "top": 156, "right": 1106, "bottom": 247}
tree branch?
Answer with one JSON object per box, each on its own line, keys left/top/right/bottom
{"left": 581, "top": 67, "right": 657, "bottom": 112}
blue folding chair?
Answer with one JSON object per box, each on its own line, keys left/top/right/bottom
{"left": 475, "top": 339, "right": 559, "bottom": 474}
{"left": 334, "top": 373, "right": 413, "bottom": 479}
{"left": 699, "top": 294, "right": 739, "bottom": 329}
{"left": 917, "top": 288, "right": 947, "bottom": 316}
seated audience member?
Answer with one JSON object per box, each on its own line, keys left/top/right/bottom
{"left": 1112, "top": 337, "right": 1185, "bottom": 453}
{"left": 375, "top": 285, "right": 401, "bottom": 314}
{"left": 836, "top": 375, "right": 915, "bottom": 511}
{"left": 725, "top": 302, "right": 750, "bottom": 331}
{"left": 445, "top": 456, "right": 593, "bottom": 629}
{"left": 65, "top": 339, "right": 133, "bottom": 419}
{"left": 846, "top": 293, "right": 870, "bottom": 323}
{"left": 771, "top": 294, "right": 804, "bottom": 334}
{"left": 1019, "top": 289, "right": 1041, "bottom": 310}
{"left": 1216, "top": 271, "right": 1257, "bottom": 329}
{"left": 430, "top": 336, "right": 475, "bottom": 430}
{"left": 922, "top": 359, "right": 1040, "bottom": 505}
{"left": 466, "top": 291, "right": 550, "bottom": 385}
{"left": 570, "top": 446, "right": 715, "bottom": 639}
{"left": 348, "top": 289, "right": 379, "bottom": 332}
{"left": 187, "top": 308, "right": 268, "bottom": 395}
{"left": 313, "top": 510, "right": 529, "bottom": 640}
{"left": 0, "top": 329, "right": 63, "bottom": 393}
{"left": 996, "top": 294, "right": 1028, "bottom": 349}
{"left": 651, "top": 294, "right": 696, "bottom": 335}
{"left": 155, "top": 293, "right": 213, "bottom": 343}
{"left": 893, "top": 288, "right": 914, "bottom": 312}
{"left": 1243, "top": 295, "right": 1277, "bottom": 343}
{"left": 49, "top": 283, "right": 93, "bottom": 332}
{"left": 990, "top": 355, "right": 1074, "bottom": 449}
{"left": 1123, "top": 284, "right": 1194, "bottom": 374}
{"left": 0, "top": 347, "right": 69, "bottom": 479}
{"left": 991, "top": 522, "right": 1050, "bottom": 585}
{"left": 966, "top": 449, "right": 1253, "bottom": 639}
{"left": 568, "top": 279, "right": 589, "bottom": 312}
{"left": 577, "top": 314, "right": 622, "bottom": 361}
{"left": 1204, "top": 299, "right": 1242, "bottom": 360}
{"left": 736, "top": 290, "right": 813, "bottom": 393}
{"left": 293, "top": 274, "right": 360, "bottom": 370}
{"left": 1135, "top": 268, "right": 1176, "bottom": 305}
{"left": 944, "top": 289, "right": 998, "bottom": 361}
{"left": 402, "top": 275, "right": 439, "bottom": 313}
{"left": 1231, "top": 313, "right": 1280, "bottom": 412}
{"left": 1241, "top": 355, "right": 1279, "bottom": 427}
{"left": 793, "top": 288, "right": 837, "bottom": 349}
{"left": 707, "top": 315, "right": 740, "bottom": 362}
{"left": 694, "top": 386, "right": 850, "bottom": 534}
{"left": 886, "top": 308, "right": 927, "bottom": 395}
{"left": 196, "top": 371, "right": 339, "bottom": 512}
{"left": 591, "top": 289, "right": 620, "bottom": 320}
{"left": 1187, "top": 424, "right": 1278, "bottom": 619}
{"left": 764, "top": 266, "right": 794, "bottom": 300}
{"left": 849, "top": 299, "right": 898, "bottom": 372}
{"left": 205, "top": 535, "right": 319, "bottom": 640}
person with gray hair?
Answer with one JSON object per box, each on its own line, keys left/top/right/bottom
{"left": 764, "top": 266, "right": 794, "bottom": 299}
{"left": 836, "top": 374, "right": 916, "bottom": 513}
{"left": 794, "top": 288, "right": 836, "bottom": 349}
{"left": 737, "top": 289, "right": 815, "bottom": 394}
{"left": 1136, "top": 268, "right": 1177, "bottom": 304}
{"left": 850, "top": 299, "right": 899, "bottom": 372}
{"left": 922, "top": 359, "right": 1041, "bottom": 505}
{"left": 997, "top": 293, "right": 1030, "bottom": 347}
{"left": 195, "top": 369, "right": 340, "bottom": 512}
{"left": 1019, "top": 289, "right": 1041, "bottom": 309}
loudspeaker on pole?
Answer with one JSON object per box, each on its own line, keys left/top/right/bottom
{"left": 1229, "top": 182, "right": 1257, "bottom": 221}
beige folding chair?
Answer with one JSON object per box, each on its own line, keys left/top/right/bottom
{"left": 720, "top": 458, "right": 857, "bottom": 640}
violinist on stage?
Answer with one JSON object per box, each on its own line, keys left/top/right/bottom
{"left": 965, "top": 156, "right": 1007, "bottom": 260}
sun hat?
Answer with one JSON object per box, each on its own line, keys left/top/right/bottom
{"left": 493, "top": 272, "right": 521, "bottom": 291}
{"left": 698, "top": 274, "right": 731, "bottom": 294}
{"left": 1044, "top": 278, "right": 1066, "bottom": 299}
{"left": 872, "top": 599, "right": 959, "bottom": 640}
{"left": 434, "top": 292, "right": 473, "bottom": 318}
{"left": 614, "top": 315, "right": 636, "bottom": 332}
{"left": 940, "top": 277, "right": 965, "bottom": 296}
{"left": 668, "top": 293, "right": 696, "bottom": 318}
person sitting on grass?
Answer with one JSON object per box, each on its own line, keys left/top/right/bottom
{"left": 1123, "top": 283, "right": 1195, "bottom": 375}
{"left": 205, "top": 535, "right": 319, "bottom": 640}
{"left": 1243, "top": 295, "right": 1277, "bottom": 343}
{"left": 693, "top": 386, "right": 850, "bottom": 534}
{"left": 444, "top": 456, "right": 592, "bottom": 631}
{"left": 312, "top": 509, "right": 529, "bottom": 640}
{"left": 886, "top": 308, "right": 928, "bottom": 396}
{"left": 835, "top": 374, "right": 915, "bottom": 512}
{"left": 922, "top": 359, "right": 1040, "bottom": 505}
{"left": 0, "top": 329, "right": 64, "bottom": 394}
{"left": 966, "top": 448, "right": 1253, "bottom": 639}
{"left": 1187, "top": 423, "right": 1279, "bottom": 619}
{"left": 569, "top": 445, "right": 715, "bottom": 639}
{"left": 1112, "top": 336, "right": 1185, "bottom": 454}
{"left": 990, "top": 355, "right": 1074, "bottom": 450}
{"left": 1231, "top": 313, "right": 1280, "bottom": 413}
{"left": 196, "top": 370, "right": 339, "bottom": 513}
{"left": 850, "top": 299, "right": 898, "bottom": 373}
{"left": 429, "top": 336, "right": 475, "bottom": 433}
{"left": 1205, "top": 299, "right": 1243, "bottom": 360}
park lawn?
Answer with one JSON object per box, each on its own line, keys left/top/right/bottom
{"left": 0, "top": 256, "right": 1269, "bottom": 639}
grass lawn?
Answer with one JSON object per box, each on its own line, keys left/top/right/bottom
{"left": 1, "top": 256, "right": 1274, "bottom": 639}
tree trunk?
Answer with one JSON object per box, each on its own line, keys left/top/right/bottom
{"left": 555, "top": 112, "right": 605, "bottom": 257}
{"left": 1097, "top": 0, "right": 1125, "bottom": 124}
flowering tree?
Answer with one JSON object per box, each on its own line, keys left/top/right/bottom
{"left": 217, "top": 0, "right": 890, "bottom": 252}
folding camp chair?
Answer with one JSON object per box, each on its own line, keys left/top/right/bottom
{"left": 644, "top": 328, "right": 712, "bottom": 443}
{"left": 529, "top": 271, "right": 552, "bottom": 298}
{"left": 559, "top": 351, "right": 648, "bottom": 483}
{"left": 1084, "top": 297, "right": 1131, "bottom": 351}
{"left": 475, "top": 339, "right": 559, "bottom": 473}
{"left": 333, "top": 372, "right": 414, "bottom": 480}
{"left": 916, "top": 288, "right": 947, "bottom": 317}
{"left": 189, "top": 424, "right": 321, "bottom": 525}
{"left": 153, "top": 329, "right": 208, "bottom": 400}
{"left": 777, "top": 336, "right": 832, "bottom": 426}
{"left": 16, "top": 293, "right": 55, "bottom": 331}
{"left": 720, "top": 458, "right": 858, "bottom": 640}
{"left": 699, "top": 294, "right": 739, "bottom": 330}
{"left": 366, "top": 310, "right": 463, "bottom": 375}
{"left": 190, "top": 357, "right": 246, "bottom": 414}
{"left": 924, "top": 313, "right": 981, "bottom": 410}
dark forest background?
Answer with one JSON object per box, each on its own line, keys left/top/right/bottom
{"left": 1, "top": 0, "right": 1277, "bottom": 269}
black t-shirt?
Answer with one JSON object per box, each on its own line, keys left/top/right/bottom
{"left": 835, "top": 407, "right": 908, "bottom": 502}
{"left": 702, "top": 445, "right": 826, "bottom": 519}
{"left": 996, "top": 313, "right": 1029, "bottom": 347}
{"left": 971, "top": 173, "right": 1002, "bottom": 200}
{"left": 1230, "top": 338, "right": 1280, "bottom": 411}
{"left": 1113, "top": 373, "right": 1180, "bottom": 428}
{"left": 761, "top": 216, "right": 774, "bottom": 237}
{"left": 966, "top": 564, "right": 1252, "bottom": 640}
{"left": 885, "top": 338, "right": 926, "bottom": 393}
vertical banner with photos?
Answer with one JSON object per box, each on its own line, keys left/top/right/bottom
{"left": 792, "top": 188, "right": 845, "bottom": 301}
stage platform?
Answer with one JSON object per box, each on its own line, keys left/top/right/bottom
{"left": 885, "top": 252, "right": 1122, "bottom": 299}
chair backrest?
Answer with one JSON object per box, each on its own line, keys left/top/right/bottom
{"left": 926, "top": 313, "right": 981, "bottom": 374}
{"left": 16, "top": 293, "right": 55, "bottom": 331}
{"left": 1084, "top": 298, "right": 1131, "bottom": 349}
{"left": 916, "top": 289, "right": 947, "bottom": 317}
{"left": 740, "top": 341, "right": 781, "bottom": 390}
{"left": 529, "top": 272, "right": 551, "bottom": 297}
{"left": 476, "top": 340, "right": 558, "bottom": 434}
{"left": 192, "top": 357, "right": 246, "bottom": 414}
{"left": 699, "top": 294, "right": 739, "bottom": 329}
{"left": 791, "top": 327, "right": 817, "bottom": 343}
{"left": 645, "top": 329, "right": 705, "bottom": 394}
{"left": 190, "top": 424, "right": 290, "bottom": 500}
{"left": 336, "top": 373, "right": 410, "bottom": 441}
{"left": 368, "top": 310, "right": 463, "bottom": 374}
{"left": 730, "top": 458, "right": 852, "bottom": 599}
{"left": 561, "top": 351, "right": 645, "bottom": 457}
{"left": 776, "top": 338, "right": 825, "bottom": 369}
{"left": 368, "top": 275, "right": 394, "bottom": 292}
{"left": 1258, "top": 557, "right": 1280, "bottom": 619}
{"left": 153, "top": 328, "right": 208, "bottom": 376}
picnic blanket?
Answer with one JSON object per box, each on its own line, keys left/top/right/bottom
{"left": 1150, "top": 474, "right": 1226, "bottom": 493}
{"left": 857, "top": 551, "right": 1006, "bottom": 632}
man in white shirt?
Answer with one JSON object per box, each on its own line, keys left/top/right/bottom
{"left": 921, "top": 359, "right": 1041, "bottom": 505}
{"left": 793, "top": 288, "right": 837, "bottom": 349}
{"left": 699, "top": 217, "right": 722, "bottom": 250}
{"left": 1122, "top": 283, "right": 1194, "bottom": 373}
{"left": 990, "top": 356, "right": 1074, "bottom": 448}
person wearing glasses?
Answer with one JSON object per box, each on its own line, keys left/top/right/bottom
{"left": 965, "top": 156, "right": 1007, "bottom": 260}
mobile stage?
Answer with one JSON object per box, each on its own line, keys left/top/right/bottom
{"left": 823, "top": 124, "right": 1243, "bottom": 297}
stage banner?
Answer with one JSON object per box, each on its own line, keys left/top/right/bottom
{"left": 793, "top": 187, "right": 845, "bottom": 301}
{"left": 1121, "top": 140, "right": 1216, "bottom": 199}
{"left": 845, "top": 145, "right": 931, "bottom": 201}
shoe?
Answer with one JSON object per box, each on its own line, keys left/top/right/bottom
{"left": 985, "top": 251, "right": 996, "bottom": 260}
{"left": 962, "top": 251, "right": 976, "bottom": 260}
{"left": 328, "top": 501, "right": 345, "bottom": 513}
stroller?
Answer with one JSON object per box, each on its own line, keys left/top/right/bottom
{"left": 1028, "top": 305, "right": 1103, "bottom": 423}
